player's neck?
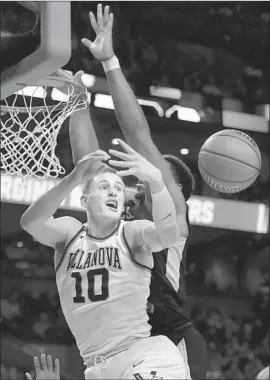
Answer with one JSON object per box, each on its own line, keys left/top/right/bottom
{"left": 86, "top": 213, "right": 119, "bottom": 239}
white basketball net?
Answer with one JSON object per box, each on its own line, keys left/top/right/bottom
{"left": 1, "top": 82, "right": 88, "bottom": 179}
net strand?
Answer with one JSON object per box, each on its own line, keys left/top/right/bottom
{"left": 1, "top": 82, "right": 88, "bottom": 179}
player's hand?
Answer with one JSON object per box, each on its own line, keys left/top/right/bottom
{"left": 81, "top": 3, "right": 114, "bottom": 62}
{"left": 25, "top": 354, "right": 60, "bottom": 380}
{"left": 109, "top": 139, "right": 162, "bottom": 183}
{"left": 72, "top": 150, "right": 111, "bottom": 183}
{"left": 54, "top": 69, "right": 87, "bottom": 98}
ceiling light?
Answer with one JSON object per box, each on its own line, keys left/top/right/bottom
{"left": 180, "top": 148, "right": 189, "bottom": 155}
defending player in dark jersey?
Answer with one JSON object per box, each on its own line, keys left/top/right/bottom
{"left": 81, "top": 4, "right": 208, "bottom": 379}
{"left": 123, "top": 176, "right": 207, "bottom": 379}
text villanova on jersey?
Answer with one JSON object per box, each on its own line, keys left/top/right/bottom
{"left": 67, "top": 246, "right": 123, "bottom": 272}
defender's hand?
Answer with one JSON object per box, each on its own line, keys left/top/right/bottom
{"left": 81, "top": 3, "right": 114, "bottom": 62}
{"left": 54, "top": 70, "right": 86, "bottom": 98}
{"left": 73, "top": 150, "right": 111, "bottom": 183}
{"left": 26, "top": 354, "right": 60, "bottom": 380}
{"left": 109, "top": 139, "right": 162, "bottom": 183}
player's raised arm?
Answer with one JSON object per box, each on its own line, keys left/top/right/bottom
{"left": 20, "top": 151, "right": 110, "bottom": 248}
{"left": 109, "top": 140, "right": 180, "bottom": 251}
{"left": 81, "top": 4, "right": 189, "bottom": 237}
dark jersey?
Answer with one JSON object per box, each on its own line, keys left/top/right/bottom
{"left": 122, "top": 201, "right": 192, "bottom": 343}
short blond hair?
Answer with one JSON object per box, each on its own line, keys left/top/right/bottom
{"left": 82, "top": 168, "right": 117, "bottom": 196}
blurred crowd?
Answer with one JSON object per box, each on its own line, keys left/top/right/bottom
{"left": 1, "top": 2, "right": 269, "bottom": 103}
{"left": 1, "top": 287, "right": 73, "bottom": 345}
{"left": 1, "top": 231, "right": 269, "bottom": 379}
{"left": 1, "top": 365, "right": 24, "bottom": 380}
{"left": 1, "top": 235, "right": 74, "bottom": 346}
{"left": 69, "top": 2, "right": 269, "bottom": 104}
{"left": 193, "top": 306, "right": 269, "bottom": 379}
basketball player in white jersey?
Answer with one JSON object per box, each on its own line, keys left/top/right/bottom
{"left": 21, "top": 141, "right": 187, "bottom": 379}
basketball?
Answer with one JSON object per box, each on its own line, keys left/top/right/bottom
{"left": 198, "top": 129, "right": 261, "bottom": 193}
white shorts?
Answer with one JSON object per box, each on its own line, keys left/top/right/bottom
{"left": 85, "top": 335, "right": 187, "bottom": 379}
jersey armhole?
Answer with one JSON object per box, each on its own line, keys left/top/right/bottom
{"left": 55, "top": 224, "right": 85, "bottom": 273}
{"left": 122, "top": 223, "right": 152, "bottom": 272}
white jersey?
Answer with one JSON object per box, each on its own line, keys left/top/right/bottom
{"left": 55, "top": 220, "right": 151, "bottom": 365}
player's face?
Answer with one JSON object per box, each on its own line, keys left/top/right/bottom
{"left": 135, "top": 180, "right": 152, "bottom": 210}
{"left": 135, "top": 180, "right": 146, "bottom": 202}
{"left": 86, "top": 173, "right": 125, "bottom": 220}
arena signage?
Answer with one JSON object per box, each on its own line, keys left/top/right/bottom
{"left": 1, "top": 172, "right": 268, "bottom": 234}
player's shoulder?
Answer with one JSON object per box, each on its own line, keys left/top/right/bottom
{"left": 53, "top": 215, "right": 82, "bottom": 228}
{"left": 123, "top": 219, "right": 151, "bottom": 249}
{"left": 54, "top": 217, "right": 84, "bottom": 270}
{"left": 51, "top": 216, "right": 83, "bottom": 238}
{"left": 123, "top": 219, "right": 151, "bottom": 233}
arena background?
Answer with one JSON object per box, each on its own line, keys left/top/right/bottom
{"left": 1, "top": 2, "right": 269, "bottom": 379}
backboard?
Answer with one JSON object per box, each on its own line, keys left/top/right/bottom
{"left": 1, "top": 2, "right": 71, "bottom": 100}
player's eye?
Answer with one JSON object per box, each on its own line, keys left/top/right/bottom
{"left": 116, "top": 186, "right": 123, "bottom": 192}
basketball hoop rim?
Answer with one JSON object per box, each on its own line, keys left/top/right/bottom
{"left": 0, "top": 71, "right": 88, "bottom": 113}
{"left": 1, "top": 70, "right": 89, "bottom": 180}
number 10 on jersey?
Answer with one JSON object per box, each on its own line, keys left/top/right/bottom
{"left": 71, "top": 268, "right": 109, "bottom": 303}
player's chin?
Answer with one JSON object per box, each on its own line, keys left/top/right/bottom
{"left": 104, "top": 206, "right": 121, "bottom": 219}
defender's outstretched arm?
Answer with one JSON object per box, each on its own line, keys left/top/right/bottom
{"left": 82, "top": 4, "right": 188, "bottom": 237}
{"left": 59, "top": 70, "right": 99, "bottom": 165}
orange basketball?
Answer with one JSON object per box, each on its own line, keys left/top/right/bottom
{"left": 198, "top": 129, "right": 261, "bottom": 193}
